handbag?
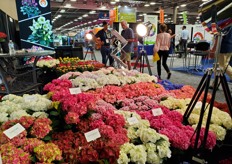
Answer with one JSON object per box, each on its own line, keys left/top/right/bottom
{"left": 153, "top": 52, "right": 160, "bottom": 62}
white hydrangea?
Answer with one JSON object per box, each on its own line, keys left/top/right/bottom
{"left": 0, "top": 101, "right": 23, "bottom": 114}
{"left": 0, "top": 113, "right": 9, "bottom": 123}
{"left": 10, "top": 110, "right": 30, "bottom": 120}
{"left": 117, "top": 153, "right": 130, "bottom": 164}
{"left": 138, "top": 128, "right": 161, "bottom": 143}
{"left": 127, "top": 127, "right": 138, "bottom": 140}
{"left": 147, "top": 150, "right": 161, "bottom": 164}
{"left": 209, "top": 124, "right": 227, "bottom": 141}
{"left": 129, "top": 145, "right": 147, "bottom": 164}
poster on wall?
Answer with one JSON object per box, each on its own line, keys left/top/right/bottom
{"left": 118, "top": 7, "right": 136, "bottom": 23}
{"left": 175, "top": 24, "right": 213, "bottom": 46}
{"left": 16, "top": 0, "right": 53, "bottom": 50}
{"left": 144, "top": 15, "right": 158, "bottom": 45}
{"left": 99, "top": 12, "right": 109, "bottom": 20}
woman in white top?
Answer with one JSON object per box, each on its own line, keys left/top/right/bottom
{"left": 154, "top": 23, "right": 172, "bottom": 79}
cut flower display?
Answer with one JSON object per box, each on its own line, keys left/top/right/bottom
{"left": 116, "top": 110, "right": 171, "bottom": 164}
{"left": 0, "top": 94, "right": 52, "bottom": 123}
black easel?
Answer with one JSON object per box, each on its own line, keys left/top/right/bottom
{"left": 183, "top": 33, "right": 232, "bottom": 163}
{"left": 133, "top": 46, "right": 152, "bottom": 75}
{"left": 84, "top": 44, "right": 96, "bottom": 61}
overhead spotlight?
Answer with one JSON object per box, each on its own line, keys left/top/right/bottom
{"left": 70, "top": 0, "right": 76, "bottom": 1}
{"left": 144, "top": 4, "right": 150, "bottom": 7}
{"left": 110, "top": 1, "right": 116, "bottom": 5}
{"left": 143, "top": 13, "right": 147, "bottom": 15}
{"left": 115, "top": 0, "right": 120, "bottom": 2}
{"left": 60, "top": 9, "right": 65, "bottom": 13}
{"left": 65, "top": 3, "right": 71, "bottom": 7}
{"left": 150, "top": 2, "right": 156, "bottom": 5}
{"left": 89, "top": 10, "right": 96, "bottom": 14}
{"left": 78, "top": 17, "right": 82, "bottom": 19}
{"left": 180, "top": 4, "right": 186, "bottom": 7}
{"left": 136, "top": 24, "right": 147, "bottom": 37}
{"left": 83, "top": 14, "right": 88, "bottom": 17}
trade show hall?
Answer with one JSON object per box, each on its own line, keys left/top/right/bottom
{"left": 0, "top": 0, "right": 232, "bottom": 164}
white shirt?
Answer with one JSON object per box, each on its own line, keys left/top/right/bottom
{"left": 181, "top": 29, "right": 189, "bottom": 40}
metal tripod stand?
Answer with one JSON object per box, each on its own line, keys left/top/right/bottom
{"left": 84, "top": 44, "right": 96, "bottom": 61}
{"left": 183, "top": 33, "right": 232, "bottom": 163}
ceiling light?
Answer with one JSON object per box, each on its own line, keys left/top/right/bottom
{"left": 60, "top": 9, "right": 65, "bottom": 13}
{"left": 144, "top": 4, "right": 150, "bottom": 7}
{"left": 150, "top": 2, "right": 156, "bottom": 5}
{"left": 74, "top": 19, "right": 78, "bottom": 21}
{"left": 65, "top": 4, "right": 71, "bottom": 7}
{"left": 202, "top": 0, "right": 208, "bottom": 1}
{"left": 115, "top": 0, "right": 120, "bottom": 2}
{"left": 101, "top": 5, "right": 106, "bottom": 9}
{"left": 93, "top": 20, "right": 97, "bottom": 22}
{"left": 70, "top": 0, "right": 76, "bottom": 1}
{"left": 57, "top": 14, "right": 62, "bottom": 17}
{"left": 164, "top": 14, "right": 168, "bottom": 17}
{"left": 143, "top": 13, "right": 147, "bottom": 15}
{"left": 138, "top": 14, "right": 143, "bottom": 16}
{"left": 180, "top": 4, "right": 186, "bottom": 7}
{"left": 88, "top": 21, "right": 91, "bottom": 24}
{"left": 110, "top": 1, "right": 116, "bottom": 4}
{"left": 89, "top": 10, "right": 96, "bottom": 14}
{"left": 83, "top": 14, "right": 88, "bottom": 17}
{"left": 78, "top": 17, "right": 82, "bottom": 19}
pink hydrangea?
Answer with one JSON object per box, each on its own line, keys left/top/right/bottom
{"left": 65, "top": 112, "right": 80, "bottom": 124}
{"left": 30, "top": 118, "right": 52, "bottom": 139}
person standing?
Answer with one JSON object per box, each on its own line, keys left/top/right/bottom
{"left": 168, "top": 29, "right": 176, "bottom": 55}
{"left": 120, "top": 20, "right": 134, "bottom": 70}
{"left": 95, "top": 21, "right": 114, "bottom": 66}
{"left": 154, "top": 23, "right": 171, "bottom": 80}
{"left": 210, "top": 27, "right": 232, "bottom": 88}
{"left": 180, "top": 25, "right": 189, "bottom": 58}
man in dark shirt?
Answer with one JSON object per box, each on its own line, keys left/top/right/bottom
{"left": 121, "top": 20, "right": 134, "bottom": 70}
{"left": 95, "top": 21, "right": 114, "bottom": 66}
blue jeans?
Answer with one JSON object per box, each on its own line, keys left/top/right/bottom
{"left": 100, "top": 46, "right": 114, "bottom": 66}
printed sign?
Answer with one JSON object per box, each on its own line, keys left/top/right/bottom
{"left": 16, "top": 0, "right": 53, "bottom": 49}
{"left": 85, "top": 128, "right": 101, "bottom": 142}
{"left": 3, "top": 123, "right": 25, "bottom": 139}
{"left": 152, "top": 108, "right": 163, "bottom": 116}
{"left": 69, "top": 88, "right": 82, "bottom": 95}
{"left": 127, "top": 117, "right": 139, "bottom": 125}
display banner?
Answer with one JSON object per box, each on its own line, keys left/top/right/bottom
{"left": 159, "top": 8, "right": 164, "bottom": 24}
{"left": 16, "top": 0, "right": 53, "bottom": 49}
{"left": 109, "top": 9, "right": 118, "bottom": 25}
{"left": 182, "top": 12, "right": 188, "bottom": 25}
{"left": 99, "top": 12, "right": 109, "bottom": 20}
{"left": 144, "top": 15, "right": 158, "bottom": 45}
{"left": 175, "top": 24, "right": 213, "bottom": 46}
{"left": 118, "top": 7, "right": 136, "bottom": 23}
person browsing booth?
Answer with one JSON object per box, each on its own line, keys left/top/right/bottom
{"left": 95, "top": 21, "right": 114, "bottom": 66}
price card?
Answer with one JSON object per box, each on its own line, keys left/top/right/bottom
{"left": 195, "top": 102, "right": 202, "bottom": 108}
{"left": 3, "top": 123, "right": 25, "bottom": 139}
{"left": 84, "top": 128, "right": 101, "bottom": 142}
{"left": 69, "top": 88, "right": 82, "bottom": 95}
{"left": 127, "top": 117, "right": 139, "bottom": 125}
{"left": 24, "top": 95, "right": 37, "bottom": 102}
{"left": 152, "top": 108, "right": 163, "bottom": 116}
{"left": 122, "top": 71, "right": 126, "bottom": 76}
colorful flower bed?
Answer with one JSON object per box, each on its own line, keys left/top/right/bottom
{"left": 1, "top": 66, "right": 231, "bottom": 163}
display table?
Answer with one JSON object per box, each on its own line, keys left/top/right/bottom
{"left": 54, "top": 46, "right": 83, "bottom": 59}
{"left": 137, "top": 45, "right": 154, "bottom": 56}
{"left": 0, "top": 50, "right": 55, "bottom": 94}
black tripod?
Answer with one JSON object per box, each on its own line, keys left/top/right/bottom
{"left": 133, "top": 46, "right": 152, "bottom": 75}
{"left": 183, "top": 34, "right": 232, "bottom": 163}
{"left": 84, "top": 44, "right": 96, "bottom": 61}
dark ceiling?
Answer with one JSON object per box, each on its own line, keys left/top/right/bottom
{"left": 51, "top": 0, "right": 204, "bottom": 33}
